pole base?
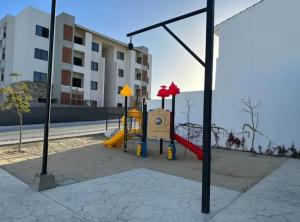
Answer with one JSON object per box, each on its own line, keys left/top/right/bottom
{"left": 167, "top": 143, "right": 177, "bottom": 160}
{"left": 32, "top": 173, "right": 56, "bottom": 191}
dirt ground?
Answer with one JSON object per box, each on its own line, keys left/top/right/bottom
{"left": 0, "top": 136, "right": 286, "bottom": 192}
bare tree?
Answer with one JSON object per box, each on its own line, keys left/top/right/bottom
{"left": 181, "top": 98, "right": 195, "bottom": 156}
{"left": 241, "top": 97, "right": 263, "bottom": 153}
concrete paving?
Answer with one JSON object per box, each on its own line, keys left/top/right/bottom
{"left": 0, "top": 169, "right": 83, "bottom": 222}
{"left": 43, "top": 169, "right": 240, "bottom": 222}
{"left": 0, "top": 120, "right": 118, "bottom": 146}
{"left": 0, "top": 159, "right": 299, "bottom": 222}
{"left": 210, "top": 159, "right": 300, "bottom": 222}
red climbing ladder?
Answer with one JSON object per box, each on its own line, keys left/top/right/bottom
{"left": 174, "top": 133, "right": 203, "bottom": 160}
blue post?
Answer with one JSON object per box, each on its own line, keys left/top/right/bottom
{"left": 141, "top": 98, "right": 148, "bottom": 157}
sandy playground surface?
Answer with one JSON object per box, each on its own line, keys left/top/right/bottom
{"left": 0, "top": 134, "right": 287, "bottom": 192}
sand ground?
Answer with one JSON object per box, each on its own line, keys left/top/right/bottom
{"left": 0, "top": 135, "right": 286, "bottom": 192}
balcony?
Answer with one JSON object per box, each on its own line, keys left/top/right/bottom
{"left": 73, "top": 57, "right": 83, "bottom": 67}
{"left": 74, "top": 36, "right": 84, "bottom": 46}
{"left": 136, "top": 57, "right": 142, "bottom": 64}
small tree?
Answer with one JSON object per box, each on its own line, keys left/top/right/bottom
{"left": 182, "top": 98, "right": 195, "bottom": 156}
{"left": 241, "top": 97, "right": 263, "bottom": 153}
{"left": 0, "top": 81, "right": 32, "bottom": 152}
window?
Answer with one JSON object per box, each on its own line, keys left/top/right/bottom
{"left": 117, "top": 103, "right": 122, "bottom": 107}
{"left": 34, "top": 48, "right": 48, "bottom": 61}
{"left": 2, "top": 51, "right": 5, "bottom": 60}
{"left": 136, "top": 57, "right": 142, "bottom": 64}
{"left": 118, "top": 69, "right": 124, "bottom": 77}
{"left": 92, "top": 42, "right": 99, "bottom": 52}
{"left": 71, "top": 93, "right": 83, "bottom": 106}
{"left": 90, "top": 81, "right": 98, "bottom": 90}
{"left": 33, "top": 71, "right": 47, "bottom": 83}
{"left": 74, "top": 36, "right": 83, "bottom": 45}
{"left": 72, "top": 78, "right": 82, "bottom": 88}
{"left": 134, "top": 85, "right": 140, "bottom": 96}
{"left": 35, "top": 25, "right": 49, "bottom": 38}
{"left": 91, "top": 61, "right": 98, "bottom": 71}
{"left": 135, "top": 72, "right": 141, "bottom": 80}
{"left": 118, "top": 86, "right": 123, "bottom": 94}
{"left": 73, "top": 57, "right": 83, "bottom": 66}
{"left": 117, "top": 51, "right": 124, "bottom": 60}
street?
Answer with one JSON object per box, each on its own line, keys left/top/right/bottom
{"left": 0, "top": 120, "right": 119, "bottom": 146}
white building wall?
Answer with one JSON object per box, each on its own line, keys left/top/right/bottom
{"left": 213, "top": 0, "right": 300, "bottom": 148}
{"left": 149, "top": 0, "right": 300, "bottom": 149}
{"left": 103, "top": 46, "right": 117, "bottom": 107}
{"left": 12, "top": 7, "right": 50, "bottom": 83}
{"left": 0, "top": 15, "right": 15, "bottom": 87}
{"left": 0, "top": 7, "right": 152, "bottom": 108}
{"left": 82, "top": 32, "right": 92, "bottom": 101}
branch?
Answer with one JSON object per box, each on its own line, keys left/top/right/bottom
{"left": 243, "top": 123, "right": 254, "bottom": 131}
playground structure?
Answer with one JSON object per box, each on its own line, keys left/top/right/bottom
{"left": 103, "top": 83, "right": 203, "bottom": 160}
{"left": 103, "top": 109, "right": 141, "bottom": 147}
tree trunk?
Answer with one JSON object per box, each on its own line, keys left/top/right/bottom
{"left": 19, "top": 114, "right": 22, "bottom": 152}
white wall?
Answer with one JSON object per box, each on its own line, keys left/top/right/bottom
{"left": 148, "top": 91, "right": 205, "bottom": 126}
{"left": 149, "top": 0, "right": 300, "bottom": 149}
{"left": 12, "top": 7, "right": 50, "bottom": 83}
{"left": 214, "top": 0, "right": 300, "bottom": 148}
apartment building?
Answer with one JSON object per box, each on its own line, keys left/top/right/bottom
{"left": 0, "top": 7, "right": 152, "bottom": 107}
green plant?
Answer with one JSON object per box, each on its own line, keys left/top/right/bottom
{"left": 0, "top": 81, "right": 32, "bottom": 152}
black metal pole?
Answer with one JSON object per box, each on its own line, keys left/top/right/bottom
{"left": 141, "top": 98, "right": 148, "bottom": 157}
{"left": 202, "top": 0, "right": 215, "bottom": 214}
{"left": 124, "top": 96, "right": 128, "bottom": 152}
{"left": 162, "top": 25, "right": 205, "bottom": 67}
{"left": 41, "top": 0, "right": 56, "bottom": 175}
{"left": 159, "top": 97, "right": 165, "bottom": 154}
{"left": 171, "top": 95, "right": 175, "bottom": 144}
{"left": 142, "top": 100, "right": 147, "bottom": 143}
{"left": 106, "top": 114, "right": 108, "bottom": 130}
{"left": 127, "top": 7, "right": 207, "bottom": 37}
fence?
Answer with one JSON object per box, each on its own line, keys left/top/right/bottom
{"left": 0, "top": 106, "right": 124, "bottom": 126}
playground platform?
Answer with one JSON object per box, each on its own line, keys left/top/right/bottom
{"left": 0, "top": 159, "right": 299, "bottom": 222}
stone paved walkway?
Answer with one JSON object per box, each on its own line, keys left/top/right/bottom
{"left": 0, "top": 159, "right": 299, "bottom": 222}
{"left": 210, "top": 159, "right": 300, "bottom": 222}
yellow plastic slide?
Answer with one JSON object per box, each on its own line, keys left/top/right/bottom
{"left": 103, "top": 128, "right": 141, "bottom": 147}
{"left": 103, "top": 108, "right": 141, "bottom": 147}
{"left": 103, "top": 130, "right": 125, "bottom": 147}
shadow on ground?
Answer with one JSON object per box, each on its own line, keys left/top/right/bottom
{"left": 1, "top": 140, "right": 286, "bottom": 192}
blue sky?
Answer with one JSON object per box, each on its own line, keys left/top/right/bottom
{"left": 0, "top": 0, "right": 260, "bottom": 97}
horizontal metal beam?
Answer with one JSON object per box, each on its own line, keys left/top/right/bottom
{"left": 127, "top": 7, "right": 207, "bottom": 37}
{"left": 163, "top": 25, "right": 206, "bottom": 67}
